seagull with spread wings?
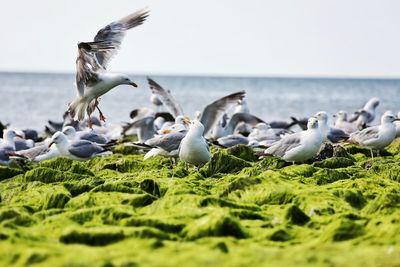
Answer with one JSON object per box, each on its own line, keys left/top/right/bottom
{"left": 68, "top": 9, "right": 149, "bottom": 124}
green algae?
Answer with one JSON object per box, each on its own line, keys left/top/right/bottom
{"left": 0, "top": 141, "right": 400, "bottom": 266}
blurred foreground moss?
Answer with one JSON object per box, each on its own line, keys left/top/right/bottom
{"left": 0, "top": 140, "right": 400, "bottom": 266}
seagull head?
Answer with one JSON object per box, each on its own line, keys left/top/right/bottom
{"left": 315, "top": 111, "right": 328, "bottom": 124}
{"left": 333, "top": 110, "right": 347, "bottom": 121}
{"left": 189, "top": 120, "right": 205, "bottom": 136}
{"left": 48, "top": 132, "right": 68, "bottom": 148}
{"left": 307, "top": 117, "right": 319, "bottom": 129}
{"left": 381, "top": 114, "right": 400, "bottom": 124}
{"left": 3, "top": 129, "right": 21, "bottom": 141}
{"left": 118, "top": 74, "right": 138, "bottom": 87}
{"left": 62, "top": 126, "right": 76, "bottom": 138}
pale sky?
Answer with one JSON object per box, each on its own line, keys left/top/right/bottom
{"left": 1, "top": 0, "right": 400, "bottom": 78}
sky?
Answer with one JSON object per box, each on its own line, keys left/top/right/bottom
{"left": 1, "top": 0, "right": 400, "bottom": 78}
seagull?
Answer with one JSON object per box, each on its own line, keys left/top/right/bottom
{"left": 62, "top": 126, "right": 109, "bottom": 144}
{"left": 349, "top": 97, "right": 380, "bottom": 126}
{"left": 48, "top": 132, "right": 112, "bottom": 161}
{"left": 9, "top": 143, "right": 60, "bottom": 162}
{"left": 179, "top": 120, "right": 211, "bottom": 168}
{"left": 264, "top": 117, "right": 324, "bottom": 163}
{"left": 349, "top": 113, "right": 399, "bottom": 158}
{"left": 333, "top": 110, "right": 358, "bottom": 134}
{"left": 395, "top": 111, "right": 400, "bottom": 138}
{"left": 0, "top": 130, "right": 19, "bottom": 165}
{"left": 68, "top": 9, "right": 149, "bottom": 123}
{"left": 143, "top": 124, "right": 188, "bottom": 160}
{"left": 315, "top": 111, "right": 349, "bottom": 143}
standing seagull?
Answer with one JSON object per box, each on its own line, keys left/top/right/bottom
{"left": 349, "top": 114, "right": 399, "bottom": 158}
{"left": 264, "top": 117, "right": 324, "bottom": 163}
{"left": 68, "top": 9, "right": 149, "bottom": 123}
{"left": 179, "top": 120, "right": 211, "bottom": 168}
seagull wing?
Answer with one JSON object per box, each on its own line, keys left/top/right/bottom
{"left": 349, "top": 126, "right": 379, "bottom": 144}
{"left": 68, "top": 140, "right": 105, "bottom": 158}
{"left": 200, "top": 91, "right": 246, "bottom": 136}
{"left": 147, "top": 77, "right": 184, "bottom": 118}
{"left": 265, "top": 133, "right": 302, "bottom": 157}
{"left": 75, "top": 41, "right": 113, "bottom": 96}
{"left": 93, "top": 9, "right": 149, "bottom": 68}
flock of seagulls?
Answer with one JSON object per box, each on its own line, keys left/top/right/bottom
{"left": 1, "top": 8, "right": 400, "bottom": 169}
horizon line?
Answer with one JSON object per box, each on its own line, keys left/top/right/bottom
{"left": 1, "top": 69, "right": 400, "bottom": 81}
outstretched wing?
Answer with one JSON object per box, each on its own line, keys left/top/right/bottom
{"left": 93, "top": 9, "right": 149, "bottom": 68}
{"left": 147, "top": 77, "right": 184, "bottom": 118}
{"left": 200, "top": 91, "right": 246, "bottom": 136}
{"left": 76, "top": 41, "right": 113, "bottom": 96}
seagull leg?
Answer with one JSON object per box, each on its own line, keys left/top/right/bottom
{"left": 377, "top": 150, "right": 381, "bottom": 157}
{"left": 370, "top": 149, "right": 374, "bottom": 159}
{"left": 93, "top": 99, "right": 106, "bottom": 122}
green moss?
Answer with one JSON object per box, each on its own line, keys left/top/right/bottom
{"left": 0, "top": 166, "right": 23, "bottom": 181}
{"left": 285, "top": 205, "right": 310, "bottom": 225}
{"left": 322, "top": 219, "right": 365, "bottom": 242}
{"left": 313, "top": 157, "right": 354, "bottom": 169}
{"left": 0, "top": 141, "right": 399, "bottom": 266}
{"left": 201, "top": 151, "right": 252, "bottom": 177}
{"left": 59, "top": 227, "right": 125, "bottom": 246}
{"left": 182, "top": 210, "right": 247, "bottom": 240}
{"left": 226, "top": 145, "right": 258, "bottom": 162}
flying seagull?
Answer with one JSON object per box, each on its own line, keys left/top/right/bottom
{"left": 68, "top": 9, "right": 149, "bottom": 123}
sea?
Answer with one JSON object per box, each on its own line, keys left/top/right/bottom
{"left": 0, "top": 72, "right": 399, "bottom": 130}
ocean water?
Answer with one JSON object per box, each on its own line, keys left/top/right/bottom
{"left": 0, "top": 72, "right": 399, "bottom": 130}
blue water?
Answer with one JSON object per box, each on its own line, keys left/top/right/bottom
{"left": 0, "top": 72, "right": 399, "bottom": 130}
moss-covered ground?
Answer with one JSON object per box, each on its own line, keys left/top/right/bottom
{"left": 1, "top": 140, "right": 400, "bottom": 266}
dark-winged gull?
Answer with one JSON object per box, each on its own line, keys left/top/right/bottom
{"left": 9, "top": 143, "right": 60, "bottom": 162}
{"left": 48, "top": 132, "right": 112, "bottom": 161}
{"left": 349, "top": 113, "right": 399, "bottom": 158}
{"left": 264, "top": 117, "right": 324, "bottom": 163}
{"left": 333, "top": 110, "right": 358, "bottom": 134}
{"left": 143, "top": 124, "right": 187, "bottom": 160}
{"left": 315, "top": 111, "right": 349, "bottom": 143}
{"left": 68, "top": 9, "right": 149, "bottom": 123}
{"left": 62, "top": 126, "right": 108, "bottom": 144}
{"left": 349, "top": 97, "right": 380, "bottom": 126}
{"left": 209, "top": 112, "right": 264, "bottom": 140}
{"left": 179, "top": 120, "right": 211, "bottom": 167}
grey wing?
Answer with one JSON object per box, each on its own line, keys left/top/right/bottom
{"left": 266, "top": 133, "right": 302, "bottom": 157}
{"left": 80, "top": 132, "right": 108, "bottom": 144}
{"left": 217, "top": 135, "right": 249, "bottom": 147}
{"left": 68, "top": 140, "right": 105, "bottom": 158}
{"left": 200, "top": 91, "right": 246, "bottom": 136}
{"left": 350, "top": 126, "right": 379, "bottom": 143}
{"left": 225, "top": 113, "right": 265, "bottom": 135}
{"left": 154, "top": 133, "right": 186, "bottom": 152}
{"left": 147, "top": 77, "right": 184, "bottom": 117}
{"left": 327, "top": 127, "right": 349, "bottom": 143}
{"left": 93, "top": 9, "right": 149, "bottom": 68}
{"left": 16, "top": 145, "right": 50, "bottom": 160}
{"left": 75, "top": 41, "right": 111, "bottom": 96}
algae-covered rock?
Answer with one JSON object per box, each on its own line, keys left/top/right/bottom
{"left": 322, "top": 219, "right": 365, "bottom": 242}
{"left": 310, "top": 168, "right": 350, "bottom": 185}
{"left": 312, "top": 157, "right": 354, "bottom": 169}
{"left": 40, "top": 157, "right": 94, "bottom": 176}
{"left": 220, "top": 176, "right": 262, "bottom": 197}
{"left": 59, "top": 227, "right": 125, "bottom": 246}
{"left": 201, "top": 151, "right": 252, "bottom": 177}
{"left": 121, "top": 193, "right": 157, "bottom": 207}
{"left": 0, "top": 166, "right": 23, "bottom": 181}
{"left": 285, "top": 205, "right": 310, "bottom": 225}
{"left": 280, "top": 164, "right": 316, "bottom": 178}
{"left": 269, "top": 228, "right": 293, "bottom": 242}
{"left": 226, "top": 145, "right": 258, "bottom": 162}
{"left": 365, "top": 193, "right": 400, "bottom": 214}
{"left": 257, "top": 156, "right": 287, "bottom": 170}
{"left": 24, "top": 167, "right": 85, "bottom": 183}
{"left": 121, "top": 217, "right": 185, "bottom": 233}
{"left": 333, "top": 189, "right": 366, "bottom": 209}
{"left": 182, "top": 210, "right": 247, "bottom": 240}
